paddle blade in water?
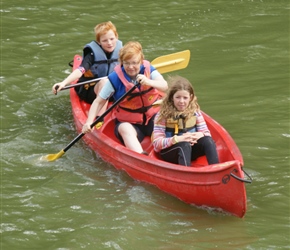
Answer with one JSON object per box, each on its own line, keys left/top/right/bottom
{"left": 41, "top": 150, "right": 65, "bottom": 161}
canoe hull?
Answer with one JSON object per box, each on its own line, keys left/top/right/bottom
{"left": 69, "top": 54, "right": 249, "bottom": 218}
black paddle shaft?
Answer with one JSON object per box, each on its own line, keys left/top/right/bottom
{"left": 61, "top": 76, "right": 107, "bottom": 91}
{"left": 54, "top": 77, "right": 107, "bottom": 95}
{"left": 62, "top": 83, "right": 140, "bottom": 153}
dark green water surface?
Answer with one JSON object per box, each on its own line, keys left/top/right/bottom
{"left": 1, "top": 0, "right": 289, "bottom": 249}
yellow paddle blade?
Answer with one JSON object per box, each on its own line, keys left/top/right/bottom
{"left": 151, "top": 50, "right": 190, "bottom": 74}
{"left": 152, "top": 99, "right": 163, "bottom": 106}
{"left": 42, "top": 150, "right": 65, "bottom": 161}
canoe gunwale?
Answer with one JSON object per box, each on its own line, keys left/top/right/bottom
{"left": 68, "top": 54, "right": 250, "bottom": 218}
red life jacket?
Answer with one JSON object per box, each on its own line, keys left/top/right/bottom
{"left": 114, "top": 60, "right": 163, "bottom": 125}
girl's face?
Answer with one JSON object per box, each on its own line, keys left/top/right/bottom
{"left": 172, "top": 90, "right": 192, "bottom": 111}
{"left": 98, "top": 30, "right": 118, "bottom": 53}
{"left": 123, "top": 54, "right": 141, "bottom": 78}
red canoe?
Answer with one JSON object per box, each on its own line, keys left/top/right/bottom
{"left": 69, "top": 55, "right": 252, "bottom": 218}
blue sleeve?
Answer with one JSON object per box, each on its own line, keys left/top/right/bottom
{"left": 99, "top": 80, "right": 115, "bottom": 100}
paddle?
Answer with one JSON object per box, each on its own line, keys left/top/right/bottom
{"left": 43, "top": 50, "right": 190, "bottom": 161}
{"left": 43, "top": 83, "right": 141, "bottom": 161}
{"left": 61, "top": 76, "right": 108, "bottom": 91}
{"left": 150, "top": 50, "right": 190, "bottom": 74}
{"left": 57, "top": 50, "right": 190, "bottom": 91}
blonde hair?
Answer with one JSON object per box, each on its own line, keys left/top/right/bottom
{"left": 94, "top": 21, "right": 118, "bottom": 43}
{"left": 118, "top": 41, "right": 144, "bottom": 64}
{"left": 157, "top": 76, "right": 200, "bottom": 122}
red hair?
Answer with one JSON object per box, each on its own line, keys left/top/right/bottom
{"left": 94, "top": 21, "right": 118, "bottom": 43}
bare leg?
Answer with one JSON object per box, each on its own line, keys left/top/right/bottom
{"left": 118, "top": 123, "right": 143, "bottom": 153}
{"left": 94, "top": 79, "right": 108, "bottom": 116}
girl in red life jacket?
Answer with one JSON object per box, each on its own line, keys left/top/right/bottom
{"left": 82, "top": 41, "right": 168, "bottom": 155}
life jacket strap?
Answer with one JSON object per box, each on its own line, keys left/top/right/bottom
{"left": 94, "top": 58, "right": 119, "bottom": 64}
{"left": 119, "top": 105, "right": 153, "bottom": 113}
{"left": 127, "top": 87, "right": 154, "bottom": 101}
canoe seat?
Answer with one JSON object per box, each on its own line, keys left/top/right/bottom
{"left": 141, "top": 136, "right": 153, "bottom": 152}
{"left": 80, "top": 102, "right": 91, "bottom": 116}
{"left": 191, "top": 155, "right": 209, "bottom": 167}
{"left": 101, "top": 119, "right": 120, "bottom": 143}
{"left": 149, "top": 150, "right": 163, "bottom": 160}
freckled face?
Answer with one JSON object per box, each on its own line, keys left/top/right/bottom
{"left": 173, "top": 90, "right": 192, "bottom": 111}
{"left": 98, "top": 30, "right": 117, "bottom": 53}
{"left": 122, "top": 54, "right": 141, "bottom": 78}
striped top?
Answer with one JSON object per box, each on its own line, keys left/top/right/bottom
{"left": 152, "top": 111, "right": 212, "bottom": 152}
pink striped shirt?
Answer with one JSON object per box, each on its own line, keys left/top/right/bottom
{"left": 152, "top": 111, "right": 211, "bottom": 152}
{"left": 78, "top": 66, "right": 86, "bottom": 74}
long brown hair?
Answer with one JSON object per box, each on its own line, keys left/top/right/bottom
{"left": 157, "top": 76, "right": 200, "bottom": 122}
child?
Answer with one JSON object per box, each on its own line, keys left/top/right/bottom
{"left": 82, "top": 41, "right": 167, "bottom": 154}
{"left": 152, "top": 76, "right": 219, "bottom": 166}
{"left": 52, "top": 21, "right": 122, "bottom": 106}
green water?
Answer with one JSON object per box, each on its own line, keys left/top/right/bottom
{"left": 1, "top": 0, "right": 289, "bottom": 249}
